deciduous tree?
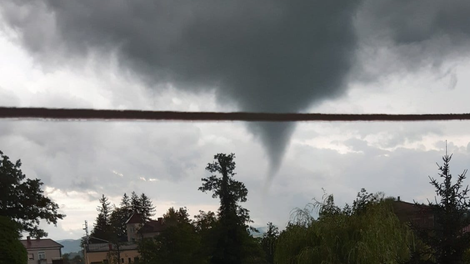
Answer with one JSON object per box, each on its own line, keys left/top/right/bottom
{"left": 0, "top": 216, "right": 27, "bottom": 264}
{"left": 199, "top": 153, "right": 253, "bottom": 264}
{"left": 0, "top": 150, "right": 65, "bottom": 238}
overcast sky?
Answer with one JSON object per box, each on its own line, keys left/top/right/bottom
{"left": 2, "top": 0, "right": 470, "bottom": 240}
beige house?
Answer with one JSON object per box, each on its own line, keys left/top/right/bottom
{"left": 84, "top": 243, "right": 140, "bottom": 264}
{"left": 84, "top": 213, "right": 165, "bottom": 264}
{"left": 20, "top": 237, "right": 63, "bottom": 264}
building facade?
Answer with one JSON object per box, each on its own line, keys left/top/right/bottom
{"left": 20, "top": 237, "right": 63, "bottom": 264}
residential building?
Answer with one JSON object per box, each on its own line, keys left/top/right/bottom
{"left": 84, "top": 213, "right": 165, "bottom": 264}
{"left": 125, "top": 213, "right": 165, "bottom": 242}
{"left": 21, "top": 236, "right": 63, "bottom": 264}
{"left": 84, "top": 243, "right": 140, "bottom": 264}
{"left": 392, "top": 197, "right": 435, "bottom": 230}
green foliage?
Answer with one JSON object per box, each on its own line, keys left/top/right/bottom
{"left": 139, "top": 193, "right": 156, "bottom": 222}
{"left": 90, "top": 194, "right": 112, "bottom": 242}
{"left": 89, "top": 192, "right": 155, "bottom": 244}
{"left": 0, "top": 216, "right": 27, "bottom": 264}
{"left": 199, "top": 153, "right": 254, "bottom": 264}
{"left": 275, "top": 190, "right": 414, "bottom": 264}
{"left": 62, "top": 253, "right": 84, "bottom": 264}
{"left": 418, "top": 152, "right": 470, "bottom": 264}
{"left": 261, "top": 222, "right": 279, "bottom": 264}
{"left": 0, "top": 150, "right": 65, "bottom": 238}
{"left": 139, "top": 207, "right": 204, "bottom": 264}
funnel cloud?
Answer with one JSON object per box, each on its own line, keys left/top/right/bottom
{"left": 12, "top": 1, "right": 470, "bottom": 173}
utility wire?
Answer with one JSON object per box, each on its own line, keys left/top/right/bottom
{"left": 1, "top": 107, "right": 470, "bottom": 122}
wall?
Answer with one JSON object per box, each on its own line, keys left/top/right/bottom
{"left": 85, "top": 249, "right": 140, "bottom": 264}
{"left": 26, "top": 248, "right": 62, "bottom": 264}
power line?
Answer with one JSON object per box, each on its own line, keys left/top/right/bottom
{"left": 1, "top": 107, "right": 470, "bottom": 122}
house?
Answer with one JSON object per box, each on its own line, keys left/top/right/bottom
{"left": 392, "top": 197, "right": 435, "bottom": 230}
{"left": 84, "top": 243, "right": 140, "bottom": 264}
{"left": 125, "top": 213, "right": 165, "bottom": 242}
{"left": 21, "top": 236, "right": 64, "bottom": 264}
{"left": 84, "top": 213, "right": 165, "bottom": 264}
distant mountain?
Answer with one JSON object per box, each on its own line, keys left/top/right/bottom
{"left": 250, "top": 226, "right": 267, "bottom": 238}
{"left": 57, "top": 239, "right": 82, "bottom": 254}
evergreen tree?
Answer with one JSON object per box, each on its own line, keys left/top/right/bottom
{"left": 261, "top": 222, "right": 279, "bottom": 264}
{"left": 131, "top": 191, "right": 142, "bottom": 214}
{"left": 140, "top": 193, "right": 156, "bottom": 221}
{"left": 421, "top": 151, "right": 470, "bottom": 264}
{"left": 0, "top": 150, "right": 65, "bottom": 238}
{"left": 90, "top": 194, "right": 112, "bottom": 242}
{"left": 199, "top": 153, "right": 253, "bottom": 264}
{"left": 110, "top": 206, "right": 130, "bottom": 243}
{"left": 120, "top": 193, "right": 131, "bottom": 209}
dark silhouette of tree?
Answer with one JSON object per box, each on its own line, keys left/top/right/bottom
{"left": 131, "top": 191, "right": 142, "bottom": 213}
{"left": 0, "top": 150, "right": 65, "bottom": 238}
{"left": 139, "top": 193, "right": 156, "bottom": 221}
{"left": 110, "top": 206, "right": 130, "bottom": 243}
{"left": 0, "top": 216, "right": 27, "bottom": 264}
{"left": 420, "top": 151, "right": 470, "bottom": 264}
{"left": 261, "top": 222, "right": 279, "bottom": 264}
{"left": 120, "top": 193, "right": 131, "bottom": 209}
{"left": 199, "top": 153, "right": 253, "bottom": 264}
{"left": 90, "top": 195, "right": 112, "bottom": 242}
{"left": 139, "top": 207, "right": 202, "bottom": 264}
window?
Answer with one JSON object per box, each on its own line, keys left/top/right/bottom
{"left": 121, "top": 258, "right": 124, "bottom": 263}
{"left": 38, "top": 251, "right": 46, "bottom": 260}
{"left": 128, "top": 258, "right": 131, "bottom": 263}
{"left": 28, "top": 253, "right": 34, "bottom": 260}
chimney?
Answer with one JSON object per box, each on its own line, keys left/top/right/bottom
{"left": 397, "top": 196, "right": 400, "bottom": 201}
{"left": 158, "top": 217, "right": 163, "bottom": 224}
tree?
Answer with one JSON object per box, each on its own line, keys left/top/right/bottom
{"left": 199, "top": 153, "right": 253, "bottom": 264}
{"left": 120, "top": 193, "right": 131, "bottom": 209}
{"left": 139, "top": 193, "right": 156, "bottom": 221}
{"left": 420, "top": 151, "right": 470, "bottom": 264}
{"left": 275, "top": 190, "right": 414, "bottom": 264}
{"left": 0, "top": 150, "right": 65, "bottom": 238}
{"left": 139, "top": 207, "right": 203, "bottom": 264}
{"left": 261, "top": 222, "right": 279, "bottom": 264}
{"left": 131, "top": 192, "right": 142, "bottom": 214}
{"left": 0, "top": 216, "right": 27, "bottom": 264}
{"left": 90, "top": 194, "right": 112, "bottom": 242}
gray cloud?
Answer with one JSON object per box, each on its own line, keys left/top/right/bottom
{"left": 1, "top": 0, "right": 361, "bottom": 173}
{"left": 355, "top": 0, "right": 470, "bottom": 81}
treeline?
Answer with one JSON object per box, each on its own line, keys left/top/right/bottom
{"left": 89, "top": 192, "right": 156, "bottom": 243}
{"left": 87, "top": 151, "right": 470, "bottom": 264}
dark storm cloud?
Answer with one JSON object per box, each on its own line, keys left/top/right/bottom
{"left": 0, "top": 0, "right": 361, "bottom": 172}
{"left": 355, "top": 0, "right": 470, "bottom": 80}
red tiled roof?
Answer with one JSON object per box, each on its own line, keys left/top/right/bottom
{"left": 20, "top": 238, "right": 63, "bottom": 249}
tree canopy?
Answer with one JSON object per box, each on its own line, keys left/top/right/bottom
{"left": 0, "top": 216, "right": 27, "bottom": 264}
{"left": 276, "top": 190, "right": 414, "bottom": 264}
{"left": 0, "top": 150, "right": 65, "bottom": 238}
{"left": 199, "top": 153, "right": 254, "bottom": 264}
{"left": 416, "top": 152, "right": 470, "bottom": 264}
